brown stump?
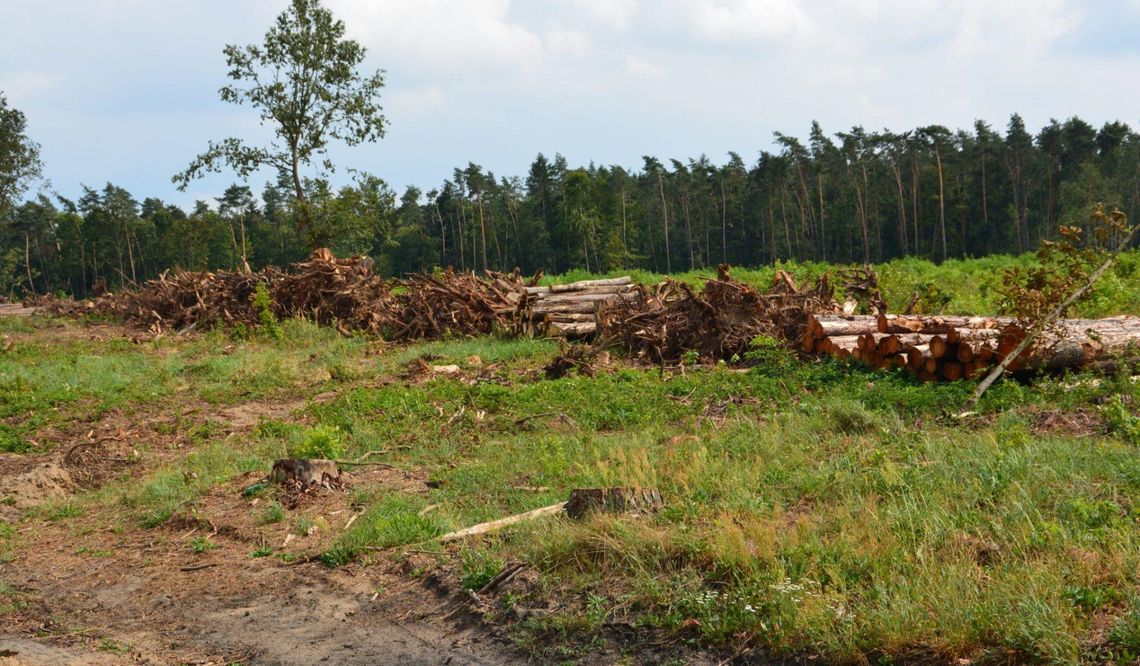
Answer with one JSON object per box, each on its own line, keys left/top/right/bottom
{"left": 270, "top": 459, "right": 341, "bottom": 488}
{"left": 564, "top": 487, "right": 663, "bottom": 520}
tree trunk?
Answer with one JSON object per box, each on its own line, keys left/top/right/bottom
{"left": 719, "top": 180, "right": 727, "bottom": 263}
{"left": 935, "top": 146, "right": 947, "bottom": 261}
{"left": 476, "top": 191, "right": 489, "bottom": 272}
{"left": 657, "top": 171, "right": 671, "bottom": 273}
{"left": 23, "top": 231, "right": 36, "bottom": 296}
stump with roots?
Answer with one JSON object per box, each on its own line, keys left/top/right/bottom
{"left": 269, "top": 459, "right": 341, "bottom": 488}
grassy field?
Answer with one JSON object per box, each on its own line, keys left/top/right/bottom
{"left": 3, "top": 254, "right": 1140, "bottom": 663}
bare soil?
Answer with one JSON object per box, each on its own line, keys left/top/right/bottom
{"left": 0, "top": 331, "right": 525, "bottom": 664}
{"left": 2, "top": 459, "right": 523, "bottom": 665}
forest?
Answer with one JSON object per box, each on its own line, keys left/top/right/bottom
{"left": 3, "top": 105, "right": 1140, "bottom": 298}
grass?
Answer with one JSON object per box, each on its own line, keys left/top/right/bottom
{"left": 3, "top": 256, "right": 1140, "bottom": 661}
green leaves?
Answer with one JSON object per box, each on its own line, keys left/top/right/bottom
{"left": 174, "top": 0, "right": 387, "bottom": 246}
{"left": 0, "top": 93, "right": 43, "bottom": 220}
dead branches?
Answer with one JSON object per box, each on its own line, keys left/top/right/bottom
{"left": 599, "top": 265, "right": 839, "bottom": 363}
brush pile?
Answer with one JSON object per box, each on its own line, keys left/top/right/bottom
{"left": 382, "top": 269, "right": 530, "bottom": 340}
{"left": 125, "top": 270, "right": 270, "bottom": 332}
{"left": 806, "top": 313, "right": 1140, "bottom": 380}
{"left": 26, "top": 249, "right": 535, "bottom": 340}
{"left": 268, "top": 249, "right": 391, "bottom": 334}
{"left": 515, "top": 277, "right": 643, "bottom": 338}
{"left": 599, "top": 265, "right": 840, "bottom": 363}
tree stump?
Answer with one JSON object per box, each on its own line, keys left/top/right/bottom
{"left": 269, "top": 459, "right": 341, "bottom": 488}
{"left": 564, "top": 487, "right": 662, "bottom": 520}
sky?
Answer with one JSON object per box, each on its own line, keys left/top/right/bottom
{"left": 3, "top": 0, "right": 1140, "bottom": 210}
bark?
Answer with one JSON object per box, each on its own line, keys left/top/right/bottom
{"left": 657, "top": 171, "right": 671, "bottom": 273}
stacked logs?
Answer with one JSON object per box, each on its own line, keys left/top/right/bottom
{"left": 515, "top": 277, "right": 643, "bottom": 338}
{"left": 805, "top": 313, "right": 1140, "bottom": 381}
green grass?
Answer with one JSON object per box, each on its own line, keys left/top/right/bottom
{"left": 0, "top": 577, "right": 26, "bottom": 615}
{"left": 0, "top": 317, "right": 364, "bottom": 452}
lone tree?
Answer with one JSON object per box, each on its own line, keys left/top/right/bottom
{"left": 0, "top": 93, "right": 44, "bottom": 294}
{"left": 174, "top": 0, "right": 387, "bottom": 247}
{"left": 0, "top": 92, "right": 43, "bottom": 220}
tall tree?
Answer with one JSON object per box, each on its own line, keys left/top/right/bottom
{"left": 0, "top": 93, "right": 44, "bottom": 230}
{"left": 173, "top": 0, "right": 387, "bottom": 248}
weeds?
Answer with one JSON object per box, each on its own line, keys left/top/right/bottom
{"left": 189, "top": 536, "right": 218, "bottom": 554}
{"left": 257, "top": 502, "right": 285, "bottom": 525}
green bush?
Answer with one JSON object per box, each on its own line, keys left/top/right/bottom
{"left": 1104, "top": 396, "right": 1140, "bottom": 445}
{"left": 252, "top": 283, "right": 283, "bottom": 341}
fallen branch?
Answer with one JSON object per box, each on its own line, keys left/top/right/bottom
{"left": 179, "top": 563, "right": 219, "bottom": 572}
{"left": 438, "top": 502, "right": 568, "bottom": 543}
{"left": 478, "top": 562, "right": 528, "bottom": 595}
{"left": 965, "top": 221, "right": 1138, "bottom": 411}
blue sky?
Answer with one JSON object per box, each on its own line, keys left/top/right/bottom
{"left": 3, "top": 0, "right": 1140, "bottom": 210}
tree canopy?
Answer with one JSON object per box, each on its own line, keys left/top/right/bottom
{"left": 0, "top": 93, "right": 43, "bottom": 220}
{"left": 173, "top": 0, "right": 387, "bottom": 247}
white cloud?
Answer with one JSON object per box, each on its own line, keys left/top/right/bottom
{"left": 386, "top": 85, "right": 447, "bottom": 117}
{"left": 0, "top": 71, "right": 60, "bottom": 105}
{"left": 684, "top": 0, "right": 812, "bottom": 41}
{"left": 566, "top": 0, "right": 638, "bottom": 30}
{"left": 327, "top": 0, "right": 543, "bottom": 76}
{"left": 545, "top": 29, "right": 593, "bottom": 58}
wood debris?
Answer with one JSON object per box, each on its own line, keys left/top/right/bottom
{"left": 599, "top": 265, "right": 839, "bottom": 363}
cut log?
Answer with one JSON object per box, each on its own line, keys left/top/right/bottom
{"left": 929, "top": 335, "right": 951, "bottom": 359}
{"left": 878, "top": 314, "right": 1015, "bottom": 334}
{"left": 543, "top": 313, "right": 596, "bottom": 324}
{"left": 529, "top": 301, "right": 603, "bottom": 315}
{"left": 808, "top": 315, "right": 879, "bottom": 339}
{"left": 906, "top": 344, "right": 930, "bottom": 371}
{"left": 1003, "top": 316, "right": 1140, "bottom": 371}
{"left": 545, "top": 321, "right": 596, "bottom": 337}
{"left": 548, "top": 277, "right": 633, "bottom": 292}
{"left": 941, "top": 362, "right": 964, "bottom": 381}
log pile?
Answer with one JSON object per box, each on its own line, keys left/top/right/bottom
{"left": 599, "top": 266, "right": 840, "bottom": 363}
{"left": 806, "top": 313, "right": 1140, "bottom": 381}
{"left": 514, "top": 276, "right": 643, "bottom": 338}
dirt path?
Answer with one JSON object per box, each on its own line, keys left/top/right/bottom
{"left": 2, "top": 534, "right": 522, "bottom": 665}
{"left": 0, "top": 387, "right": 523, "bottom": 665}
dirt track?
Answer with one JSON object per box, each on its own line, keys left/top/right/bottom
{"left": 1, "top": 464, "right": 523, "bottom": 665}
{"left": 0, "top": 321, "right": 524, "bottom": 664}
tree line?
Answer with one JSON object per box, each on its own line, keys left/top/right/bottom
{"left": 3, "top": 111, "right": 1139, "bottom": 297}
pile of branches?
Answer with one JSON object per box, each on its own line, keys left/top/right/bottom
{"left": 269, "top": 249, "right": 392, "bottom": 335}
{"left": 27, "top": 249, "right": 533, "bottom": 340}
{"left": 381, "top": 269, "right": 530, "bottom": 341}
{"left": 126, "top": 270, "right": 270, "bottom": 332}
{"left": 599, "top": 265, "right": 839, "bottom": 363}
